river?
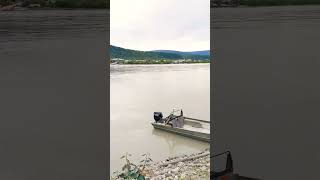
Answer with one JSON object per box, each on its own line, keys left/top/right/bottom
{"left": 0, "top": 10, "right": 107, "bottom": 179}
{"left": 0, "top": 9, "right": 210, "bottom": 179}
{"left": 110, "top": 64, "right": 210, "bottom": 173}
{"left": 212, "top": 5, "right": 320, "bottom": 179}
{"left": 3, "top": 6, "right": 318, "bottom": 179}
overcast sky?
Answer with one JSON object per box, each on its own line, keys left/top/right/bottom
{"left": 110, "top": 0, "right": 209, "bottom": 51}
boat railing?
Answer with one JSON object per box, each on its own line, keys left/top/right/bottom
{"left": 184, "top": 117, "right": 210, "bottom": 124}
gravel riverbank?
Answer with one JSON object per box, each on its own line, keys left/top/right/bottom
{"left": 112, "top": 149, "right": 210, "bottom": 180}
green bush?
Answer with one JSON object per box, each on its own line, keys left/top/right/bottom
{"left": 112, "top": 153, "right": 151, "bottom": 180}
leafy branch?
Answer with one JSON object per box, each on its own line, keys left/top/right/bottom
{"left": 113, "top": 152, "right": 153, "bottom": 180}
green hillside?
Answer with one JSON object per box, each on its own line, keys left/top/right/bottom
{"left": 110, "top": 45, "right": 210, "bottom": 60}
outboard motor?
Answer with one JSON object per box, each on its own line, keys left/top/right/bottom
{"left": 153, "top": 112, "right": 163, "bottom": 123}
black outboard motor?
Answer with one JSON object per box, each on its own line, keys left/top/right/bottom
{"left": 153, "top": 112, "right": 163, "bottom": 123}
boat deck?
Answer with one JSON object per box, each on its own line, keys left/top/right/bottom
{"left": 183, "top": 125, "right": 210, "bottom": 134}
{"left": 151, "top": 116, "right": 210, "bottom": 142}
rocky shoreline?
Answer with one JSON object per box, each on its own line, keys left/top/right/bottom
{"left": 112, "top": 149, "right": 210, "bottom": 180}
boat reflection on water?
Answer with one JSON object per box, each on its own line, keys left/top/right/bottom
{"left": 151, "top": 128, "right": 209, "bottom": 155}
{"left": 152, "top": 129, "right": 177, "bottom": 154}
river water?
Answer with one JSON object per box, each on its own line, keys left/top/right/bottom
{"left": 110, "top": 64, "right": 210, "bottom": 173}
{"left": 213, "top": 5, "right": 320, "bottom": 180}
{"left": 0, "top": 10, "right": 107, "bottom": 179}
{"left": 3, "top": 6, "right": 319, "bottom": 179}
{"left": 0, "top": 9, "right": 210, "bottom": 178}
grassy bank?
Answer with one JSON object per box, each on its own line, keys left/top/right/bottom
{"left": 240, "top": 0, "right": 320, "bottom": 6}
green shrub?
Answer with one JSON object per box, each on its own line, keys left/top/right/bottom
{"left": 112, "top": 153, "right": 152, "bottom": 180}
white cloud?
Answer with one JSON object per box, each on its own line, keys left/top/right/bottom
{"left": 110, "top": 0, "right": 210, "bottom": 51}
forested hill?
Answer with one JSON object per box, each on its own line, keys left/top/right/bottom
{"left": 110, "top": 45, "right": 210, "bottom": 60}
{"left": 153, "top": 50, "right": 210, "bottom": 56}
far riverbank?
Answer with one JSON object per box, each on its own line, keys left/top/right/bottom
{"left": 239, "top": 0, "right": 320, "bottom": 6}
{"left": 0, "top": 0, "right": 109, "bottom": 11}
{"left": 110, "top": 60, "right": 210, "bottom": 65}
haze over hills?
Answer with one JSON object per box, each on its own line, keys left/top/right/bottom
{"left": 110, "top": 45, "right": 210, "bottom": 60}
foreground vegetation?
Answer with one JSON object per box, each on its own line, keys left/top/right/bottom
{"left": 112, "top": 150, "right": 210, "bottom": 180}
{"left": 240, "top": 0, "right": 320, "bottom": 6}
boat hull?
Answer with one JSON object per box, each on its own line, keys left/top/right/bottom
{"left": 151, "top": 122, "right": 210, "bottom": 142}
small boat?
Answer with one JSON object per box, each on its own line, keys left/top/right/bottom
{"left": 151, "top": 109, "right": 210, "bottom": 142}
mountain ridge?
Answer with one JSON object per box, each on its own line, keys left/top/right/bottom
{"left": 152, "top": 50, "right": 210, "bottom": 56}
{"left": 110, "top": 45, "right": 210, "bottom": 60}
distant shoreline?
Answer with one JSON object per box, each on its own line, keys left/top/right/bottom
{"left": 110, "top": 60, "right": 210, "bottom": 65}
{"left": 211, "top": 0, "right": 320, "bottom": 8}
{"left": 0, "top": 0, "right": 109, "bottom": 11}
{"left": 110, "top": 62, "right": 210, "bottom": 65}
{"left": 240, "top": 0, "right": 320, "bottom": 7}
{"left": 0, "top": 7, "right": 107, "bottom": 11}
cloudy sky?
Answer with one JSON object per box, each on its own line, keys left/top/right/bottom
{"left": 110, "top": 0, "right": 209, "bottom": 51}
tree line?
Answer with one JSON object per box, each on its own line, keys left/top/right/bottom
{"left": 0, "top": 0, "right": 109, "bottom": 8}
{"left": 111, "top": 45, "right": 210, "bottom": 61}
{"left": 211, "top": 0, "right": 320, "bottom": 7}
{"left": 240, "top": 0, "right": 320, "bottom": 6}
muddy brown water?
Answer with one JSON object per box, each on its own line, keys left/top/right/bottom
{"left": 212, "top": 5, "right": 320, "bottom": 180}
{"left": 0, "top": 10, "right": 107, "bottom": 180}
{"left": 110, "top": 64, "right": 210, "bottom": 173}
